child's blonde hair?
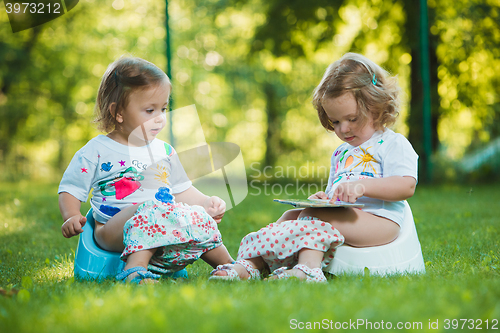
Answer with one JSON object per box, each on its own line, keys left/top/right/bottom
{"left": 94, "top": 56, "right": 171, "bottom": 133}
{"left": 313, "top": 52, "right": 400, "bottom": 131}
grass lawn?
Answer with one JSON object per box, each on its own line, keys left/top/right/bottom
{"left": 0, "top": 181, "right": 499, "bottom": 332}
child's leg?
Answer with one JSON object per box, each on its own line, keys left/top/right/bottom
{"left": 94, "top": 203, "right": 142, "bottom": 252}
{"left": 296, "top": 248, "right": 324, "bottom": 269}
{"left": 120, "top": 248, "right": 158, "bottom": 284}
{"left": 200, "top": 244, "right": 233, "bottom": 268}
{"left": 266, "top": 248, "right": 324, "bottom": 280}
{"left": 276, "top": 208, "right": 303, "bottom": 223}
{"left": 298, "top": 207, "right": 400, "bottom": 247}
{"left": 206, "top": 246, "right": 266, "bottom": 280}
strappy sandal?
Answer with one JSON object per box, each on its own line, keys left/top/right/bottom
{"left": 209, "top": 259, "right": 260, "bottom": 281}
{"left": 268, "top": 264, "right": 327, "bottom": 283}
{"left": 116, "top": 267, "right": 162, "bottom": 284}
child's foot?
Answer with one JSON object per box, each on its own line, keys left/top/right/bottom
{"left": 211, "top": 263, "right": 249, "bottom": 279}
{"left": 266, "top": 267, "right": 307, "bottom": 280}
{"left": 116, "top": 267, "right": 161, "bottom": 284}
{"left": 128, "top": 273, "right": 159, "bottom": 285}
{"left": 266, "top": 264, "right": 327, "bottom": 283}
{"left": 209, "top": 259, "right": 260, "bottom": 280}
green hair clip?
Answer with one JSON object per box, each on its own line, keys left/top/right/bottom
{"left": 372, "top": 73, "right": 377, "bottom": 85}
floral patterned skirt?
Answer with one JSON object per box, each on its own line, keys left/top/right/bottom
{"left": 237, "top": 217, "right": 345, "bottom": 273}
{"left": 121, "top": 200, "right": 223, "bottom": 274}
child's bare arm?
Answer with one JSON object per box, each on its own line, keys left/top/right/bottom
{"left": 331, "top": 176, "right": 416, "bottom": 203}
{"left": 173, "top": 186, "right": 209, "bottom": 206}
{"left": 59, "top": 192, "right": 87, "bottom": 238}
{"left": 174, "top": 186, "right": 226, "bottom": 223}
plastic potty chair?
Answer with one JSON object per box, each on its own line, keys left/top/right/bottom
{"left": 74, "top": 209, "right": 188, "bottom": 281}
{"left": 326, "top": 201, "right": 425, "bottom": 276}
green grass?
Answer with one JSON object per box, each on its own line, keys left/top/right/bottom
{"left": 0, "top": 181, "right": 499, "bottom": 332}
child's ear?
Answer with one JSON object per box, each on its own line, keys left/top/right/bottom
{"left": 109, "top": 103, "right": 123, "bottom": 123}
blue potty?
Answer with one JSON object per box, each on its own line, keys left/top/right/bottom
{"left": 74, "top": 209, "right": 188, "bottom": 281}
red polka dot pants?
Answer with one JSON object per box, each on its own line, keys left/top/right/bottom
{"left": 237, "top": 217, "right": 345, "bottom": 272}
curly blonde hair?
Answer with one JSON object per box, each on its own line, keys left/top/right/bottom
{"left": 313, "top": 53, "right": 400, "bottom": 132}
{"left": 94, "top": 56, "right": 171, "bottom": 133}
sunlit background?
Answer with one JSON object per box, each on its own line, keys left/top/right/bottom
{"left": 1, "top": 0, "right": 499, "bottom": 183}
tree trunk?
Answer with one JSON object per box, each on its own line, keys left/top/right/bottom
{"left": 263, "top": 81, "right": 281, "bottom": 168}
{"left": 404, "top": 0, "right": 440, "bottom": 182}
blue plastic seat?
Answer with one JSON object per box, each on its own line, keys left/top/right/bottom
{"left": 74, "top": 209, "right": 188, "bottom": 280}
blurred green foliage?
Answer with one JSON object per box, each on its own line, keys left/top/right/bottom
{"left": 0, "top": 0, "right": 499, "bottom": 182}
{"left": 432, "top": 0, "right": 500, "bottom": 159}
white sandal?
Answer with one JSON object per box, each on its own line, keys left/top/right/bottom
{"left": 268, "top": 264, "right": 327, "bottom": 283}
{"left": 209, "top": 259, "right": 260, "bottom": 281}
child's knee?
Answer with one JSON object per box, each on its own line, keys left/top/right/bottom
{"left": 281, "top": 209, "right": 302, "bottom": 221}
{"left": 297, "top": 208, "right": 315, "bottom": 219}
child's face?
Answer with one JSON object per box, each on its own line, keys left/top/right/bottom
{"left": 322, "top": 93, "right": 376, "bottom": 147}
{"left": 118, "top": 81, "right": 170, "bottom": 145}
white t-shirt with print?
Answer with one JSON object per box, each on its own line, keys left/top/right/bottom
{"left": 325, "top": 129, "right": 418, "bottom": 226}
{"left": 58, "top": 135, "right": 192, "bottom": 223}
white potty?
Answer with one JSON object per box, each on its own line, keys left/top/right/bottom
{"left": 326, "top": 201, "right": 425, "bottom": 276}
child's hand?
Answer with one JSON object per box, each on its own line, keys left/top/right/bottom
{"left": 203, "top": 196, "right": 226, "bottom": 223}
{"left": 308, "top": 191, "right": 329, "bottom": 200}
{"left": 61, "top": 214, "right": 87, "bottom": 238}
{"left": 331, "top": 181, "right": 365, "bottom": 203}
